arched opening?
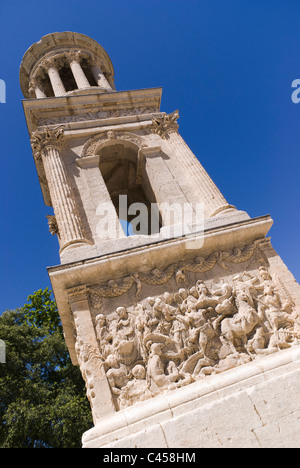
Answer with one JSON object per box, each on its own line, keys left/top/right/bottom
{"left": 98, "top": 143, "right": 162, "bottom": 236}
{"left": 59, "top": 64, "right": 78, "bottom": 92}
{"left": 81, "top": 58, "right": 98, "bottom": 86}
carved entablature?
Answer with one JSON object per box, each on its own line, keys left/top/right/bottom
{"left": 36, "top": 106, "right": 159, "bottom": 127}
{"left": 88, "top": 239, "right": 268, "bottom": 308}
{"left": 70, "top": 238, "right": 299, "bottom": 411}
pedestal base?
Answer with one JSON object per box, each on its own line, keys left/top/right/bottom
{"left": 83, "top": 346, "right": 300, "bottom": 448}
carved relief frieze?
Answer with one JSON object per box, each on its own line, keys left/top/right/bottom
{"left": 36, "top": 106, "right": 158, "bottom": 127}
{"left": 92, "top": 260, "right": 298, "bottom": 410}
{"left": 65, "top": 238, "right": 297, "bottom": 411}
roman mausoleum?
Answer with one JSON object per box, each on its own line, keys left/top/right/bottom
{"left": 20, "top": 32, "right": 300, "bottom": 448}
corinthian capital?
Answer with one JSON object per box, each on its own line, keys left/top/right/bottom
{"left": 30, "top": 125, "right": 65, "bottom": 158}
{"left": 41, "top": 56, "right": 64, "bottom": 72}
{"left": 151, "top": 109, "right": 179, "bottom": 139}
{"left": 29, "top": 75, "right": 43, "bottom": 89}
{"left": 65, "top": 49, "right": 83, "bottom": 63}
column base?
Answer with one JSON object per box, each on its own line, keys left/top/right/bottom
{"left": 59, "top": 238, "right": 93, "bottom": 255}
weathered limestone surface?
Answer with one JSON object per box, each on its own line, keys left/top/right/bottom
{"left": 20, "top": 32, "right": 300, "bottom": 448}
{"left": 82, "top": 346, "right": 300, "bottom": 448}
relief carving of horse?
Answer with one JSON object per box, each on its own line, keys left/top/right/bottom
{"left": 220, "top": 288, "right": 260, "bottom": 352}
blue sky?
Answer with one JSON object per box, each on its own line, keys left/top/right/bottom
{"left": 0, "top": 0, "right": 300, "bottom": 312}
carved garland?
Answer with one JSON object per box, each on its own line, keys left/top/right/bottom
{"left": 87, "top": 238, "right": 270, "bottom": 310}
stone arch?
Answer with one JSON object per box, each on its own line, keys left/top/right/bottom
{"left": 81, "top": 131, "right": 147, "bottom": 158}
{"left": 82, "top": 131, "right": 161, "bottom": 236}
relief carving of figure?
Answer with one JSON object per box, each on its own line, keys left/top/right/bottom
{"left": 220, "top": 286, "right": 260, "bottom": 354}
{"left": 256, "top": 267, "right": 294, "bottom": 332}
{"left": 118, "top": 364, "right": 153, "bottom": 409}
{"left": 93, "top": 265, "right": 298, "bottom": 410}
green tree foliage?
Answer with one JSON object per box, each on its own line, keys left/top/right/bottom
{"left": 23, "top": 287, "right": 61, "bottom": 333}
{"left": 0, "top": 289, "right": 93, "bottom": 448}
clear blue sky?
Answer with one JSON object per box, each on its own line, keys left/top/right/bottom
{"left": 0, "top": 0, "right": 299, "bottom": 312}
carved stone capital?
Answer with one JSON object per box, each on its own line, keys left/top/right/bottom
{"left": 41, "top": 57, "right": 61, "bottom": 72}
{"left": 87, "top": 54, "right": 105, "bottom": 69}
{"left": 30, "top": 125, "right": 65, "bottom": 158}
{"left": 46, "top": 214, "right": 59, "bottom": 236}
{"left": 65, "top": 49, "right": 83, "bottom": 63}
{"left": 29, "top": 75, "right": 43, "bottom": 89}
{"left": 151, "top": 109, "right": 179, "bottom": 139}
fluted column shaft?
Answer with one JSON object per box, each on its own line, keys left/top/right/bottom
{"left": 151, "top": 111, "right": 234, "bottom": 218}
{"left": 42, "top": 59, "right": 66, "bottom": 96}
{"left": 167, "top": 130, "right": 229, "bottom": 217}
{"left": 31, "top": 126, "right": 90, "bottom": 252}
{"left": 139, "top": 147, "right": 192, "bottom": 228}
{"left": 70, "top": 60, "right": 90, "bottom": 88}
{"left": 43, "top": 146, "right": 84, "bottom": 247}
{"left": 66, "top": 51, "right": 90, "bottom": 89}
{"left": 29, "top": 77, "right": 47, "bottom": 98}
{"left": 35, "top": 86, "right": 47, "bottom": 99}
{"left": 91, "top": 63, "right": 113, "bottom": 91}
{"left": 48, "top": 67, "right": 66, "bottom": 96}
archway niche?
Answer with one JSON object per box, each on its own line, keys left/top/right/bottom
{"left": 97, "top": 143, "right": 162, "bottom": 236}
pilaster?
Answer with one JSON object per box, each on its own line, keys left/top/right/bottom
{"left": 68, "top": 286, "right": 115, "bottom": 423}
{"left": 151, "top": 111, "right": 235, "bottom": 218}
{"left": 30, "top": 126, "right": 91, "bottom": 252}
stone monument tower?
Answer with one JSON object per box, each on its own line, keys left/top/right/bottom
{"left": 20, "top": 32, "right": 300, "bottom": 448}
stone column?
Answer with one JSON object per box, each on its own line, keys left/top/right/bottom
{"left": 31, "top": 126, "right": 91, "bottom": 252}
{"left": 42, "top": 58, "right": 66, "bottom": 97}
{"left": 139, "top": 147, "right": 194, "bottom": 231}
{"left": 76, "top": 156, "right": 126, "bottom": 242}
{"left": 28, "top": 76, "right": 47, "bottom": 98}
{"left": 66, "top": 51, "right": 90, "bottom": 89}
{"left": 151, "top": 111, "right": 235, "bottom": 218}
{"left": 68, "top": 286, "right": 115, "bottom": 424}
{"left": 89, "top": 57, "right": 113, "bottom": 91}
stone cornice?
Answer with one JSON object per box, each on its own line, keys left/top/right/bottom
{"left": 22, "top": 87, "right": 162, "bottom": 134}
